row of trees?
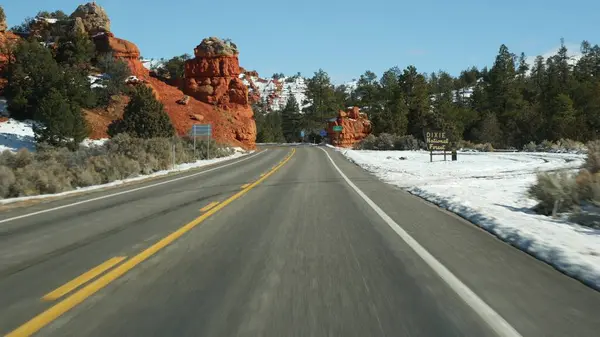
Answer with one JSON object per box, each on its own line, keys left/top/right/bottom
{"left": 255, "top": 39, "right": 600, "bottom": 148}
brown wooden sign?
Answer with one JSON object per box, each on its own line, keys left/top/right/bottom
{"left": 425, "top": 130, "right": 449, "bottom": 151}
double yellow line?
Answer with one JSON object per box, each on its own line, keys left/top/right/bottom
{"left": 7, "top": 148, "right": 296, "bottom": 337}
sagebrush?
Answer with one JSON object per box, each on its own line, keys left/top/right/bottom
{"left": 528, "top": 140, "right": 600, "bottom": 226}
{"left": 0, "top": 134, "right": 234, "bottom": 198}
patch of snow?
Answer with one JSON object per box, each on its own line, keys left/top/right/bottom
{"left": 80, "top": 138, "right": 109, "bottom": 147}
{"left": 0, "top": 150, "right": 253, "bottom": 205}
{"left": 337, "top": 149, "right": 600, "bottom": 290}
{"left": 88, "top": 74, "right": 107, "bottom": 89}
{"left": 0, "top": 119, "right": 36, "bottom": 152}
{"left": 141, "top": 59, "right": 163, "bottom": 71}
{"left": 42, "top": 18, "right": 58, "bottom": 24}
{"left": 243, "top": 75, "right": 309, "bottom": 111}
{"left": 0, "top": 118, "right": 110, "bottom": 152}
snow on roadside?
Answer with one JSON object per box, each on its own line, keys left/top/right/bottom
{"left": 0, "top": 118, "right": 36, "bottom": 152}
{"left": 0, "top": 117, "right": 109, "bottom": 152}
{"left": 0, "top": 149, "right": 254, "bottom": 205}
{"left": 336, "top": 148, "right": 600, "bottom": 290}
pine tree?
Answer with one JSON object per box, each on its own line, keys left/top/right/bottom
{"left": 108, "top": 85, "right": 175, "bottom": 139}
{"left": 486, "top": 44, "right": 527, "bottom": 146}
{"left": 302, "top": 69, "right": 342, "bottom": 132}
{"left": 56, "top": 31, "right": 96, "bottom": 68}
{"left": 398, "top": 66, "right": 432, "bottom": 139}
{"left": 373, "top": 67, "right": 407, "bottom": 135}
{"left": 281, "top": 91, "right": 301, "bottom": 142}
{"left": 33, "top": 89, "right": 90, "bottom": 150}
{"left": 96, "top": 53, "right": 131, "bottom": 106}
{"left": 5, "top": 39, "right": 63, "bottom": 120}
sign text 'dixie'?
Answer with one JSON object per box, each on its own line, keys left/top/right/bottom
{"left": 425, "top": 130, "right": 448, "bottom": 150}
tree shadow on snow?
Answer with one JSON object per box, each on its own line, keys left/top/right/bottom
{"left": 0, "top": 133, "right": 35, "bottom": 152}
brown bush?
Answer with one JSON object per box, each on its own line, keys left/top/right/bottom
{"left": 0, "top": 165, "right": 15, "bottom": 198}
{"left": 585, "top": 140, "right": 600, "bottom": 174}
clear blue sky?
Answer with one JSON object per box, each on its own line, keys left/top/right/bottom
{"left": 3, "top": 0, "right": 598, "bottom": 83}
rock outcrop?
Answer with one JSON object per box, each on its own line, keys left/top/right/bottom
{"left": 93, "top": 32, "right": 147, "bottom": 77}
{"left": 0, "top": 10, "right": 20, "bottom": 93}
{"left": 183, "top": 37, "right": 248, "bottom": 107}
{"left": 326, "top": 107, "right": 372, "bottom": 148}
{"left": 181, "top": 37, "right": 256, "bottom": 145}
{"left": 70, "top": 2, "right": 110, "bottom": 35}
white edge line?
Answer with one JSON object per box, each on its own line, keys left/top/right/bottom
{"left": 319, "top": 147, "right": 522, "bottom": 337}
{"left": 0, "top": 150, "right": 267, "bottom": 225}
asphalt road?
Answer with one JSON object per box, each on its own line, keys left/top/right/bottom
{"left": 1, "top": 145, "right": 599, "bottom": 337}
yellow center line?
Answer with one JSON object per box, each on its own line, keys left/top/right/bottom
{"left": 6, "top": 148, "right": 296, "bottom": 337}
{"left": 240, "top": 183, "right": 251, "bottom": 189}
{"left": 199, "top": 201, "right": 220, "bottom": 213}
{"left": 42, "top": 257, "right": 126, "bottom": 302}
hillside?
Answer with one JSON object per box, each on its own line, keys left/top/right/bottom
{"left": 0, "top": 3, "right": 258, "bottom": 150}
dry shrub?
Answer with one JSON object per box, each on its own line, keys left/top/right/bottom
{"left": 584, "top": 140, "right": 600, "bottom": 174}
{"left": 0, "top": 165, "right": 15, "bottom": 198}
{"left": 528, "top": 171, "right": 579, "bottom": 215}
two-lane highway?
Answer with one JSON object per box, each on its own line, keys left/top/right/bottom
{"left": 1, "top": 145, "right": 600, "bottom": 336}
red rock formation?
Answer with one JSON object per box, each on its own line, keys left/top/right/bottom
{"left": 0, "top": 31, "right": 19, "bottom": 93}
{"left": 88, "top": 35, "right": 256, "bottom": 149}
{"left": 93, "top": 32, "right": 147, "bottom": 77}
{"left": 181, "top": 37, "right": 256, "bottom": 146}
{"left": 326, "top": 107, "right": 372, "bottom": 148}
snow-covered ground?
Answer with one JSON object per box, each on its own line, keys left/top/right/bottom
{"left": 0, "top": 118, "right": 36, "bottom": 152}
{"left": 0, "top": 117, "right": 109, "bottom": 152}
{"left": 0, "top": 148, "right": 252, "bottom": 205}
{"left": 336, "top": 148, "right": 600, "bottom": 290}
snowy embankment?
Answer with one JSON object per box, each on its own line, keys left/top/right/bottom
{"left": 0, "top": 147, "right": 252, "bottom": 205}
{"left": 335, "top": 148, "right": 600, "bottom": 290}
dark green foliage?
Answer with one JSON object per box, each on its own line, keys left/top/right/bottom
{"left": 32, "top": 89, "right": 90, "bottom": 150}
{"left": 153, "top": 54, "right": 191, "bottom": 80}
{"left": 10, "top": 17, "right": 35, "bottom": 35}
{"left": 95, "top": 53, "right": 131, "bottom": 106}
{"left": 280, "top": 92, "right": 302, "bottom": 142}
{"left": 56, "top": 31, "right": 96, "bottom": 68}
{"left": 302, "top": 69, "right": 344, "bottom": 132}
{"left": 5, "top": 39, "right": 97, "bottom": 122}
{"left": 256, "top": 109, "right": 285, "bottom": 143}
{"left": 108, "top": 85, "right": 175, "bottom": 139}
{"left": 5, "top": 39, "right": 62, "bottom": 120}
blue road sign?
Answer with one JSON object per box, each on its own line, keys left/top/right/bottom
{"left": 320, "top": 129, "right": 327, "bottom": 137}
{"left": 192, "top": 124, "right": 212, "bottom": 136}
{"left": 300, "top": 130, "right": 305, "bottom": 137}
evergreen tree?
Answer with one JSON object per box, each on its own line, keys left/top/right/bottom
{"left": 96, "top": 53, "right": 131, "bottom": 106}
{"left": 375, "top": 67, "right": 407, "bottom": 135}
{"left": 281, "top": 91, "right": 301, "bottom": 142}
{"left": 55, "top": 31, "right": 96, "bottom": 68}
{"left": 5, "top": 39, "right": 63, "bottom": 120}
{"left": 33, "top": 89, "right": 90, "bottom": 150}
{"left": 302, "top": 69, "right": 342, "bottom": 132}
{"left": 154, "top": 54, "right": 191, "bottom": 80}
{"left": 398, "top": 66, "right": 432, "bottom": 139}
{"left": 108, "top": 85, "right": 175, "bottom": 139}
